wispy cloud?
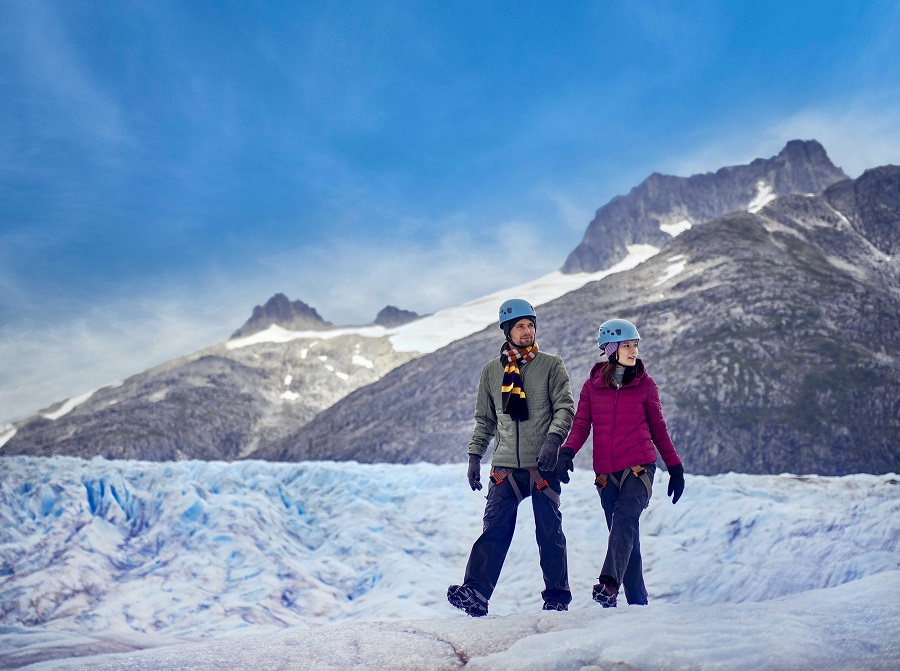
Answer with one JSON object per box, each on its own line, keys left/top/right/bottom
{"left": 0, "top": 294, "right": 233, "bottom": 425}
{"left": 259, "top": 215, "right": 577, "bottom": 325}
{"left": 0, "top": 3, "right": 129, "bottom": 154}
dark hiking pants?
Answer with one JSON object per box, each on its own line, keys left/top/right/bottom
{"left": 598, "top": 463, "right": 656, "bottom": 605}
{"left": 463, "top": 467, "right": 571, "bottom": 606}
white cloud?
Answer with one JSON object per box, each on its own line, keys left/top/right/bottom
{"left": 259, "top": 218, "right": 575, "bottom": 326}
{"left": 544, "top": 190, "right": 596, "bottom": 233}
{"left": 0, "top": 297, "right": 232, "bottom": 425}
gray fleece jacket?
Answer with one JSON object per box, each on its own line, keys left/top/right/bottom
{"left": 467, "top": 351, "right": 575, "bottom": 469}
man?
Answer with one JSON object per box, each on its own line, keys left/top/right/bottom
{"left": 447, "top": 298, "right": 575, "bottom": 616}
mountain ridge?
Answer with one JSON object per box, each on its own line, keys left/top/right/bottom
{"left": 562, "top": 139, "right": 848, "bottom": 273}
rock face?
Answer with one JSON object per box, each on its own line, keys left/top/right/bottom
{"left": 231, "top": 294, "right": 331, "bottom": 338}
{"left": 562, "top": 139, "right": 849, "bottom": 273}
{"left": 253, "top": 167, "right": 900, "bottom": 475}
{"left": 823, "top": 164, "right": 900, "bottom": 256}
{"left": 373, "top": 306, "right": 421, "bottom": 328}
{"left": 2, "top": 336, "right": 417, "bottom": 461}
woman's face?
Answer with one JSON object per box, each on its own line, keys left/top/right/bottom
{"left": 616, "top": 340, "right": 639, "bottom": 366}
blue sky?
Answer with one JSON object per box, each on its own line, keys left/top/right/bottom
{"left": 2, "top": 0, "right": 899, "bottom": 424}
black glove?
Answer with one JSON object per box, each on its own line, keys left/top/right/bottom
{"left": 556, "top": 448, "right": 575, "bottom": 484}
{"left": 467, "top": 454, "right": 483, "bottom": 491}
{"left": 667, "top": 463, "right": 684, "bottom": 504}
{"left": 537, "top": 433, "right": 562, "bottom": 471}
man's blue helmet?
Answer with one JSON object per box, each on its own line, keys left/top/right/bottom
{"left": 597, "top": 318, "right": 640, "bottom": 348}
{"left": 498, "top": 299, "right": 536, "bottom": 330}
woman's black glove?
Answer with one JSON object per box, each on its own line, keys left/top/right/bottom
{"left": 667, "top": 463, "right": 685, "bottom": 504}
{"left": 556, "top": 448, "right": 575, "bottom": 484}
{"left": 467, "top": 454, "right": 483, "bottom": 491}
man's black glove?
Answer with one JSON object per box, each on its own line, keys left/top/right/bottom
{"left": 537, "top": 433, "right": 562, "bottom": 471}
{"left": 667, "top": 463, "right": 685, "bottom": 504}
{"left": 556, "top": 448, "right": 575, "bottom": 484}
{"left": 467, "top": 454, "right": 483, "bottom": 491}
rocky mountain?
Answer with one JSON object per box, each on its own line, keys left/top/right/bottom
{"left": 1, "top": 328, "right": 417, "bottom": 461}
{"left": 373, "top": 305, "right": 422, "bottom": 328}
{"left": 252, "top": 165, "right": 900, "bottom": 476}
{"left": 563, "top": 139, "right": 848, "bottom": 273}
{"left": 231, "top": 293, "right": 331, "bottom": 338}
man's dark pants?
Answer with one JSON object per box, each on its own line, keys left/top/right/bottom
{"left": 462, "top": 468, "right": 571, "bottom": 606}
{"left": 598, "top": 463, "right": 656, "bottom": 605}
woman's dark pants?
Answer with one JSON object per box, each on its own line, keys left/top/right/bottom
{"left": 598, "top": 464, "right": 656, "bottom": 605}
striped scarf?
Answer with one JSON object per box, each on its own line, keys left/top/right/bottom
{"left": 501, "top": 342, "right": 538, "bottom": 420}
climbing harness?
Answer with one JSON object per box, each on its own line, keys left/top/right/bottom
{"left": 594, "top": 465, "right": 653, "bottom": 507}
{"left": 490, "top": 466, "right": 560, "bottom": 506}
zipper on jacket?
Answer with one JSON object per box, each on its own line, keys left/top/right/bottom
{"left": 610, "top": 387, "right": 619, "bottom": 468}
{"left": 515, "top": 362, "right": 525, "bottom": 468}
{"left": 515, "top": 420, "right": 521, "bottom": 468}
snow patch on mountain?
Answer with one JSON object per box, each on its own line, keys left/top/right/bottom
{"left": 747, "top": 180, "right": 777, "bottom": 213}
{"left": 39, "top": 390, "right": 96, "bottom": 421}
{"left": 659, "top": 218, "right": 693, "bottom": 237}
{"left": 653, "top": 255, "right": 688, "bottom": 286}
{"left": 352, "top": 355, "right": 375, "bottom": 369}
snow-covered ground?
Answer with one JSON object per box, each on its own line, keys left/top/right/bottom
{"left": 1, "top": 456, "right": 898, "bottom": 669}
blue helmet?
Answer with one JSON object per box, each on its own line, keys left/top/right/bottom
{"left": 498, "top": 299, "right": 536, "bottom": 330}
{"left": 597, "top": 318, "right": 640, "bottom": 348}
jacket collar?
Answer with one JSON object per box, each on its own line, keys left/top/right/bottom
{"left": 589, "top": 358, "right": 647, "bottom": 387}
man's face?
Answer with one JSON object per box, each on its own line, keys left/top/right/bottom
{"left": 508, "top": 318, "right": 535, "bottom": 347}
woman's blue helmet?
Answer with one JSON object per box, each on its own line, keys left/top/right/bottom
{"left": 498, "top": 299, "right": 536, "bottom": 330}
{"left": 597, "top": 318, "right": 640, "bottom": 348}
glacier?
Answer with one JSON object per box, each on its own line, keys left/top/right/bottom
{"left": 1, "top": 456, "right": 898, "bottom": 669}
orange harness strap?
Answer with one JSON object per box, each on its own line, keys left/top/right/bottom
{"left": 490, "top": 467, "right": 560, "bottom": 506}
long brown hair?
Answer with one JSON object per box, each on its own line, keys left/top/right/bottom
{"left": 600, "top": 359, "right": 618, "bottom": 389}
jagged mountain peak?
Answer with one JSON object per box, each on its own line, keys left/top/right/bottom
{"left": 372, "top": 305, "right": 422, "bottom": 328}
{"left": 562, "top": 139, "right": 849, "bottom": 274}
{"left": 231, "top": 293, "right": 331, "bottom": 339}
{"left": 776, "top": 138, "right": 830, "bottom": 163}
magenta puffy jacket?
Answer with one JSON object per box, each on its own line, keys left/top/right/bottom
{"left": 562, "top": 359, "right": 681, "bottom": 474}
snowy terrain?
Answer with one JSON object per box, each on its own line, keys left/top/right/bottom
{"left": 1, "top": 456, "right": 897, "bottom": 669}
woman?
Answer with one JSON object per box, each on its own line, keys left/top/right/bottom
{"left": 558, "top": 318, "right": 684, "bottom": 607}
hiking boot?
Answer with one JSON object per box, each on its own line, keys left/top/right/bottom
{"left": 592, "top": 582, "right": 618, "bottom": 608}
{"left": 447, "top": 584, "right": 488, "bottom": 617}
{"left": 542, "top": 601, "right": 568, "bottom": 611}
